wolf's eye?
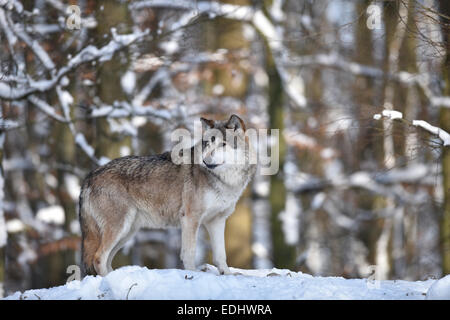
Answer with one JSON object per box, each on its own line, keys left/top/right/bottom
{"left": 211, "top": 136, "right": 215, "bottom": 143}
{"left": 222, "top": 142, "right": 226, "bottom": 147}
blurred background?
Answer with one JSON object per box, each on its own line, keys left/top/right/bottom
{"left": 1, "top": 0, "right": 450, "bottom": 296}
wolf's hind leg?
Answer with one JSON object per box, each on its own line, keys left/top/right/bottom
{"left": 94, "top": 209, "right": 136, "bottom": 276}
{"left": 106, "top": 227, "right": 137, "bottom": 272}
{"left": 204, "top": 216, "right": 230, "bottom": 275}
{"left": 93, "top": 229, "right": 119, "bottom": 276}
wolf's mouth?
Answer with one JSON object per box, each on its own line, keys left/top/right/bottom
{"left": 203, "top": 160, "right": 219, "bottom": 169}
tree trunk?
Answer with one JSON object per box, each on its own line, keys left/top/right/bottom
{"left": 260, "top": 2, "right": 297, "bottom": 268}
{"left": 0, "top": 106, "right": 6, "bottom": 297}
{"left": 95, "top": 0, "right": 132, "bottom": 160}
{"left": 214, "top": 0, "right": 252, "bottom": 269}
{"left": 438, "top": 0, "right": 450, "bottom": 275}
{"left": 95, "top": 0, "right": 133, "bottom": 269}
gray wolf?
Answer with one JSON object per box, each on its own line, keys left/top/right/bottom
{"left": 78, "top": 114, "right": 256, "bottom": 276}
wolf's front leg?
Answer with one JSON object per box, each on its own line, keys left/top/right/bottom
{"left": 204, "top": 216, "right": 231, "bottom": 275}
{"left": 180, "top": 215, "right": 199, "bottom": 271}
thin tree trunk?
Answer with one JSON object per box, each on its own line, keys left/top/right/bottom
{"left": 438, "top": 0, "right": 450, "bottom": 275}
{"left": 95, "top": 0, "right": 133, "bottom": 269}
{"left": 375, "top": 0, "right": 409, "bottom": 280}
{"left": 0, "top": 106, "right": 6, "bottom": 297}
{"left": 246, "top": 13, "right": 273, "bottom": 269}
{"left": 260, "top": 4, "right": 297, "bottom": 268}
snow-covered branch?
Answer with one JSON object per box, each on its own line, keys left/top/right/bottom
{"left": 27, "top": 95, "right": 68, "bottom": 123}
{"left": 412, "top": 120, "right": 450, "bottom": 147}
{"left": 431, "top": 96, "right": 450, "bottom": 108}
{"left": 374, "top": 109, "right": 450, "bottom": 147}
{"left": 287, "top": 168, "right": 429, "bottom": 205}
{"left": 0, "top": 29, "right": 149, "bottom": 100}
{"left": 9, "top": 20, "right": 56, "bottom": 71}
{"left": 283, "top": 53, "right": 450, "bottom": 107}
{"left": 0, "top": 118, "right": 20, "bottom": 130}
{"left": 284, "top": 152, "right": 432, "bottom": 205}
{"left": 88, "top": 101, "right": 172, "bottom": 121}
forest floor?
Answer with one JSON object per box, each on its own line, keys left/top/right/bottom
{"left": 4, "top": 265, "right": 450, "bottom": 300}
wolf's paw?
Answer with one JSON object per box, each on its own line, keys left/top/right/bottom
{"left": 199, "top": 264, "right": 219, "bottom": 275}
{"left": 199, "top": 264, "right": 239, "bottom": 276}
{"left": 218, "top": 266, "right": 233, "bottom": 275}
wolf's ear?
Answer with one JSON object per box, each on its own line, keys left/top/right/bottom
{"left": 200, "top": 117, "right": 214, "bottom": 131}
{"left": 226, "top": 114, "right": 246, "bottom": 131}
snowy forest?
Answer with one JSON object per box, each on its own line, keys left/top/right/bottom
{"left": 1, "top": 0, "right": 450, "bottom": 298}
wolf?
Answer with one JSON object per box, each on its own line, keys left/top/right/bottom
{"left": 78, "top": 114, "right": 256, "bottom": 276}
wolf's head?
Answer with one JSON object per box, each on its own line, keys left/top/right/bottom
{"left": 200, "top": 114, "right": 252, "bottom": 171}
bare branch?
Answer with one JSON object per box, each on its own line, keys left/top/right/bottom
{"left": 0, "top": 29, "right": 149, "bottom": 100}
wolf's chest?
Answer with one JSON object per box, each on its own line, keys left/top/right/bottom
{"left": 202, "top": 187, "right": 242, "bottom": 216}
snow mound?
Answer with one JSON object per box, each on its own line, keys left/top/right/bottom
{"left": 3, "top": 265, "right": 441, "bottom": 300}
{"left": 426, "top": 275, "right": 450, "bottom": 300}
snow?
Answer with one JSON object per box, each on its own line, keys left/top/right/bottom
{"left": 383, "top": 109, "right": 402, "bottom": 119}
{"left": 374, "top": 163, "right": 429, "bottom": 184}
{"left": 378, "top": 109, "right": 403, "bottom": 120}
{"left": 252, "top": 10, "right": 279, "bottom": 49}
{"left": 212, "top": 84, "right": 225, "bottom": 95}
{"left": 28, "top": 95, "right": 67, "bottom": 123}
{"left": 74, "top": 133, "right": 95, "bottom": 159}
{"left": 36, "top": 205, "right": 65, "bottom": 225}
{"left": 251, "top": 243, "right": 270, "bottom": 261}
{"left": 254, "top": 68, "right": 269, "bottom": 86}
{"left": 5, "top": 219, "right": 25, "bottom": 233}
{"left": 412, "top": 120, "right": 450, "bottom": 147}
{"left": 425, "top": 275, "right": 450, "bottom": 300}
{"left": 270, "top": 0, "right": 284, "bottom": 22}
{"left": 160, "top": 40, "right": 179, "bottom": 55}
{"left": 0, "top": 29, "right": 148, "bottom": 100}
{"left": 431, "top": 96, "right": 450, "bottom": 108}
{"left": 90, "top": 102, "right": 172, "bottom": 121}
{"left": 74, "top": 133, "right": 110, "bottom": 166}
{"left": 59, "top": 89, "right": 74, "bottom": 106}
{"left": 121, "top": 71, "right": 136, "bottom": 95}
{"left": 373, "top": 114, "right": 382, "bottom": 120}
{"left": 373, "top": 109, "right": 450, "bottom": 146}
{"left": 349, "top": 171, "right": 372, "bottom": 187}
{"left": 278, "top": 192, "right": 300, "bottom": 245}
{"left": 0, "top": 216, "right": 6, "bottom": 246}
{"left": 320, "top": 148, "right": 336, "bottom": 159}
{"left": 0, "top": 156, "right": 5, "bottom": 247}
{"left": 3, "top": 265, "right": 443, "bottom": 300}
{"left": 64, "top": 174, "right": 81, "bottom": 201}
{"left": 311, "top": 192, "right": 326, "bottom": 210}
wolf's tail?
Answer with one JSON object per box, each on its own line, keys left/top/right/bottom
{"left": 78, "top": 186, "right": 100, "bottom": 275}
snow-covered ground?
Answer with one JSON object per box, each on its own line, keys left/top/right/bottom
{"left": 4, "top": 265, "right": 450, "bottom": 300}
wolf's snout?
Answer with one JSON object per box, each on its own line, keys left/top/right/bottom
{"left": 203, "top": 159, "right": 219, "bottom": 169}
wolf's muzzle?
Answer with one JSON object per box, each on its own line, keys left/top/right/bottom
{"left": 203, "top": 160, "right": 219, "bottom": 169}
